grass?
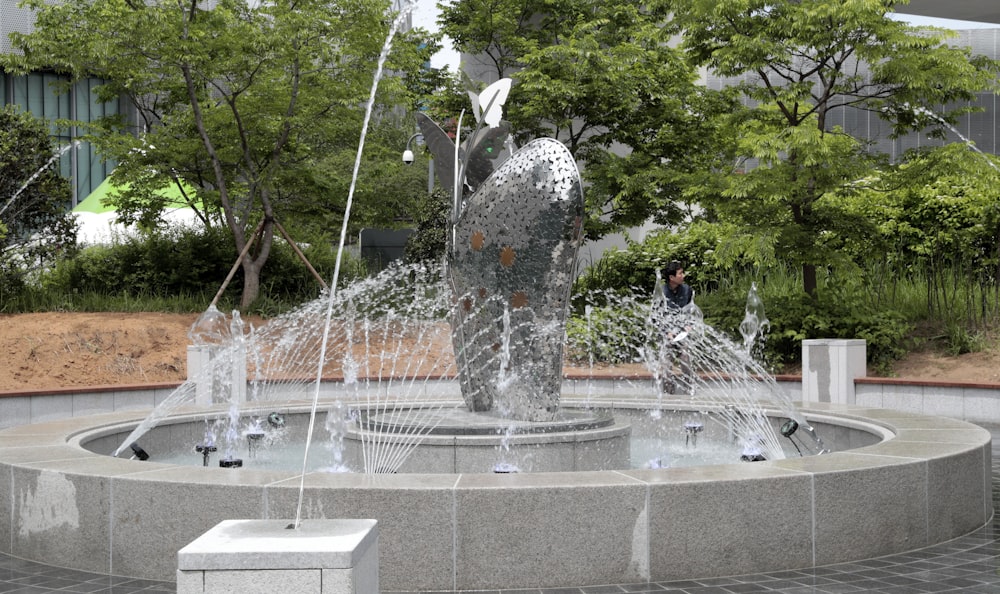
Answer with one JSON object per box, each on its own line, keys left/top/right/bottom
{"left": 1, "top": 288, "right": 235, "bottom": 315}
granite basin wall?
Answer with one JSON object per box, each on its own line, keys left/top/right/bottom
{"left": 0, "top": 399, "right": 991, "bottom": 591}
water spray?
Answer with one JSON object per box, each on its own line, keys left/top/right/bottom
{"left": 293, "top": 0, "right": 416, "bottom": 531}
{"left": 1, "top": 141, "right": 80, "bottom": 218}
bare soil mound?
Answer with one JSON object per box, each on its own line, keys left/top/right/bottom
{"left": 0, "top": 312, "right": 196, "bottom": 390}
{"left": 0, "top": 312, "right": 997, "bottom": 391}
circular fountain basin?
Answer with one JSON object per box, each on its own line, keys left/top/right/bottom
{"left": 110, "top": 407, "right": 635, "bottom": 473}
{"left": 0, "top": 395, "right": 991, "bottom": 591}
{"left": 108, "top": 406, "right": 871, "bottom": 474}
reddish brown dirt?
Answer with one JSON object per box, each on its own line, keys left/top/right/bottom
{"left": 886, "top": 345, "right": 1000, "bottom": 384}
{"left": 0, "top": 312, "right": 196, "bottom": 390}
{"left": 0, "top": 312, "right": 998, "bottom": 391}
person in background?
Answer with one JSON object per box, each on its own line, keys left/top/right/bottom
{"left": 663, "top": 260, "right": 693, "bottom": 310}
{"left": 658, "top": 261, "right": 695, "bottom": 394}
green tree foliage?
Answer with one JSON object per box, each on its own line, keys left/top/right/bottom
{"left": 666, "top": 0, "right": 1000, "bottom": 295}
{"left": 404, "top": 187, "right": 450, "bottom": 264}
{"left": 572, "top": 220, "right": 752, "bottom": 301}
{"left": 5, "top": 0, "right": 440, "bottom": 308}
{"left": 438, "top": 0, "right": 734, "bottom": 237}
{"left": 835, "top": 143, "right": 1000, "bottom": 324}
{"left": 438, "top": 0, "right": 543, "bottom": 81}
{"left": 0, "top": 106, "right": 75, "bottom": 301}
{"left": 577, "top": 142, "right": 1000, "bottom": 369}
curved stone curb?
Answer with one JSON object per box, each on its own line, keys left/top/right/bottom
{"left": 0, "top": 397, "right": 990, "bottom": 591}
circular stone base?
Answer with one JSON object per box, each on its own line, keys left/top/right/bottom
{"left": 348, "top": 407, "right": 631, "bottom": 473}
{"left": 360, "top": 407, "right": 615, "bottom": 436}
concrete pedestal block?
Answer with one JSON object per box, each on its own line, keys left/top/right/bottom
{"left": 802, "top": 339, "right": 866, "bottom": 404}
{"left": 177, "top": 519, "right": 378, "bottom": 594}
{"left": 187, "top": 343, "right": 247, "bottom": 406}
{"left": 186, "top": 345, "right": 217, "bottom": 407}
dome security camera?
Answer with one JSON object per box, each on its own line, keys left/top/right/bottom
{"left": 402, "top": 149, "right": 415, "bottom": 165}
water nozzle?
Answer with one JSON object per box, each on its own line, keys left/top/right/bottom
{"left": 780, "top": 419, "right": 799, "bottom": 437}
{"left": 129, "top": 443, "right": 149, "bottom": 461}
{"left": 196, "top": 443, "right": 217, "bottom": 466}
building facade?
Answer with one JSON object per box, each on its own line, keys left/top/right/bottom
{"left": 2, "top": 2, "right": 123, "bottom": 207}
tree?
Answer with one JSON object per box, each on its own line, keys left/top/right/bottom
{"left": 0, "top": 106, "right": 75, "bottom": 301}
{"left": 6, "top": 0, "right": 440, "bottom": 308}
{"left": 438, "top": 0, "right": 733, "bottom": 238}
{"left": 666, "top": 0, "right": 1000, "bottom": 295}
{"left": 438, "top": 0, "right": 546, "bottom": 83}
{"left": 404, "top": 186, "right": 450, "bottom": 263}
{"left": 835, "top": 143, "right": 1000, "bottom": 322}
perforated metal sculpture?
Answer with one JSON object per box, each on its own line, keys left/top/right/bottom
{"left": 417, "top": 80, "right": 584, "bottom": 421}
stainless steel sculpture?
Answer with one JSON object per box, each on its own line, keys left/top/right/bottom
{"left": 416, "top": 87, "right": 584, "bottom": 421}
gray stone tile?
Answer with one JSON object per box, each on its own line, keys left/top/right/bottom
{"left": 1, "top": 422, "right": 1000, "bottom": 594}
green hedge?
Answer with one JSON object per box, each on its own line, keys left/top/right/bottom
{"left": 37, "top": 226, "right": 358, "bottom": 314}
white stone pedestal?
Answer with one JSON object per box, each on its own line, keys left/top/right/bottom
{"left": 802, "top": 339, "right": 866, "bottom": 405}
{"left": 186, "top": 343, "right": 247, "bottom": 406}
{"left": 177, "top": 519, "right": 378, "bottom": 594}
{"left": 186, "top": 344, "right": 215, "bottom": 406}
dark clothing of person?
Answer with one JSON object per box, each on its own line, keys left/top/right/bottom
{"left": 659, "top": 281, "right": 694, "bottom": 395}
{"left": 663, "top": 282, "right": 693, "bottom": 310}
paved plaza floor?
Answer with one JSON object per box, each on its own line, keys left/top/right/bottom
{"left": 1, "top": 427, "right": 999, "bottom": 594}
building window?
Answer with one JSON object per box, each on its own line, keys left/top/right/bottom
{"left": 3, "top": 71, "right": 119, "bottom": 206}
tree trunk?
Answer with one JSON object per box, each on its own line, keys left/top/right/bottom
{"left": 803, "top": 263, "right": 817, "bottom": 297}
{"left": 240, "top": 259, "right": 262, "bottom": 310}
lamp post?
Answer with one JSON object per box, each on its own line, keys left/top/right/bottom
{"left": 402, "top": 132, "right": 434, "bottom": 195}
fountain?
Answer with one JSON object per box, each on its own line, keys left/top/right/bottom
{"left": 0, "top": 345, "right": 990, "bottom": 589}
{"left": 105, "top": 154, "right": 816, "bottom": 473}
{"left": 67, "top": 54, "right": 861, "bottom": 583}
{"left": 739, "top": 281, "right": 770, "bottom": 357}
{"left": 0, "top": 4, "right": 993, "bottom": 590}
{"left": 83, "top": 82, "right": 840, "bottom": 580}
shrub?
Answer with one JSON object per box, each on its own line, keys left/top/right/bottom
{"left": 944, "top": 322, "right": 987, "bottom": 356}
{"left": 574, "top": 220, "right": 761, "bottom": 299}
{"left": 44, "top": 226, "right": 234, "bottom": 297}
{"left": 762, "top": 285, "right": 911, "bottom": 374}
{"left": 0, "top": 107, "right": 76, "bottom": 307}
{"left": 404, "top": 187, "right": 449, "bottom": 264}
{"left": 565, "top": 303, "right": 648, "bottom": 364}
{"left": 572, "top": 263, "right": 911, "bottom": 373}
